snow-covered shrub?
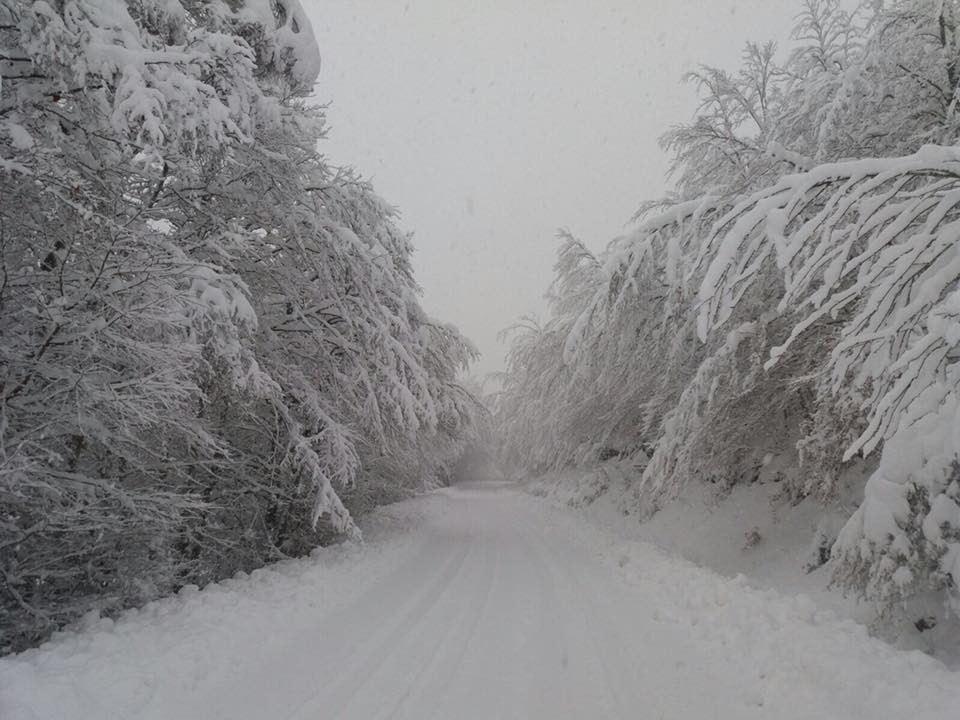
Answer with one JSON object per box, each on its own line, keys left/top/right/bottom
{"left": 833, "top": 396, "right": 960, "bottom": 614}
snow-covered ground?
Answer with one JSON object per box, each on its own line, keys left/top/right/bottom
{"left": 524, "top": 462, "right": 960, "bottom": 664}
{"left": 2, "top": 481, "right": 958, "bottom": 720}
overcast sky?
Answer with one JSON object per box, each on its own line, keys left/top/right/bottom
{"left": 305, "top": 1, "right": 800, "bottom": 377}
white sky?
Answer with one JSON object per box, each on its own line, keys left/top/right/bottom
{"left": 305, "top": 1, "right": 801, "bottom": 377}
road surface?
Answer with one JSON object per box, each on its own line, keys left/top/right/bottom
{"left": 215, "top": 481, "right": 738, "bottom": 720}
{"left": 1, "top": 481, "right": 957, "bottom": 719}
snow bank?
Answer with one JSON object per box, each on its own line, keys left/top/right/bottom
{"left": 604, "top": 537, "right": 958, "bottom": 718}
{"left": 518, "top": 488, "right": 960, "bottom": 717}
{"left": 523, "top": 463, "right": 960, "bottom": 665}
{"left": 0, "top": 498, "right": 435, "bottom": 720}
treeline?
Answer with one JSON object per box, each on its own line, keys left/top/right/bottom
{"left": 0, "top": 0, "right": 483, "bottom": 653}
{"left": 497, "top": 0, "right": 960, "bottom": 619}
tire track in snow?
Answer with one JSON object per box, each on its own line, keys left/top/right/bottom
{"left": 381, "top": 505, "right": 498, "bottom": 719}
{"left": 519, "top": 514, "right": 634, "bottom": 719}
{"left": 288, "top": 502, "right": 480, "bottom": 719}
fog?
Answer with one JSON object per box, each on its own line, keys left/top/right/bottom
{"left": 306, "top": 1, "right": 799, "bottom": 377}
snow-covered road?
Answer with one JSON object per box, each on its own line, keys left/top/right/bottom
{"left": 2, "top": 481, "right": 958, "bottom": 720}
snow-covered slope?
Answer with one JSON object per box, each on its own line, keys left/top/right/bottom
{"left": 2, "top": 482, "right": 957, "bottom": 720}
{"left": 524, "top": 463, "right": 960, "bottom": 665}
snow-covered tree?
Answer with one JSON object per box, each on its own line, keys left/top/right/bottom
{"left": 1, "top": 0, "right": 481, "bottom": 653}
{"left": 696, "top": 146, "right": 960, "bottom": 612}
{"left": 497, "top": 0, "right": 960, "bottom": 616}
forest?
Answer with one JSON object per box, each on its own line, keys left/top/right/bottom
{"left": 496, "top": 0, "right": 960, "bottom": 623}
{"left": 0, "top": 0, "right": 484, "bottom": 653}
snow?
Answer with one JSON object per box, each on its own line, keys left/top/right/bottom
{"left": 2, "top": 481, "right": 958, "bottom": 720}
{"left": 232, "top": 0, "right": 322, "bottom": 91}
{"left": 766, "top": 141, "right": 814, "bottom": 171}
{"left": 144, "top": 218, "right": 174, "bottom": 235}
{"left": 4, "top": 121, "right": 34, "bottom": 150}
{"left": 524, "top": 464, "right": 960, "bottom": 663}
